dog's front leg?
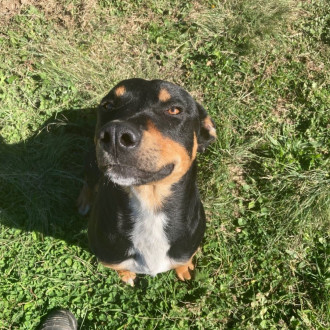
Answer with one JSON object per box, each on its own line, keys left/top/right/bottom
{"left": 174, "top": 257, "right": 195, "bottom": 281}
{"left": 116, "top": 270, "right": 137, "bottom": 287}
{"left": 101, "top": 262, "right": 136, "bottom": 286}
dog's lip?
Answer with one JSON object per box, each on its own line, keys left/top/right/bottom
{"left": 100, "top": 163, "right": 174, "bottom": 175}
{"left": 100, "top": 163, "right": 145, "bottom": 172}
{"left": 100, "top": 162, "right": 175, "bottom": 185}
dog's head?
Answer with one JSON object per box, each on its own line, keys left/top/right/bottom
{"left": 95, "top": 78, "right": 216, "bottom": 186}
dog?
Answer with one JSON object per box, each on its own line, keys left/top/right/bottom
{"left": 77, "top": 78, "right": 216, "bottom": 285}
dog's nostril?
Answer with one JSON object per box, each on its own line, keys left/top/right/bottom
{"left": 120, "top": 133, "right": 135, "bottom": 147}
{"left": 101, "top": 131, "right": 111, "bottom": 144}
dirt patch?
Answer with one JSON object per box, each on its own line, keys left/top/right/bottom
{"left": 0, "top": 0, "right": 27, "bottom": 22}
{"left": 0, "top": 0, "right": 97, "bottom": 29}
{"left": 228, "top": 165, "right": 246, "bottom": 187}
{"left": 0, "top": 0, "right": 32, "bottom": 23}
{"left": 0, "top": 0, "right": 184, "bottom": 92}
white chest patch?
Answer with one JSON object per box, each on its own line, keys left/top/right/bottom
{"left": 117, "top": 189, "right": 173, "bottom": 276}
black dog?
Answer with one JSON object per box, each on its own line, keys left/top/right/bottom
{"left": 77, "top": 78, "right": 216, "bottom": 285}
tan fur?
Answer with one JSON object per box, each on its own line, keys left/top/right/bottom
{"left": 115, "top": 85, "right": 126, "bottom": 97}
{"left": 158, "top": 88, "right": 171, "bottom": 102}
{"left": 117, "top": 270, "right": 136, "bottom": 286}
{"left": 192, "top": 133, "right": 198, "bottom": 160}
{"left": 102, "top": 252, "right": 196, "bottom": 283}
{"left": 174, "top": 256, "right": 195, "bottom": 281}
{"left": 132, "top": 184, "right": 172, "bottom": 211}
{"left": 101, "top": 262, "right": 137, "bottom": 286}
{"left": 142, "top": 122, "right": 196, "bottom": 183}
{"left": 133, "top": 123, "right": 198, "bottom": 210}
{"left": 100, "top": 261, "right": 125, "bottom": 270}
{"left": 203, "top": 116, "right": 217, "bottom": 138}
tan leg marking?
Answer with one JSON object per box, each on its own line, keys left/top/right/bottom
{"left": 174, "top": 257, "right": 195, "bottom": 281}
{"left": 101, "top": 262, "right": 136, "bottom": 287}
{"left": 117, "top": 270, "right": 136, "bottom": 287}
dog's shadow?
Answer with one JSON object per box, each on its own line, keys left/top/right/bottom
{"left": 0, "top": 107, "right": 97, "bottom": 248}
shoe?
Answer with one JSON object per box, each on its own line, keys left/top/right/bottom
{"left": 38, "top": 309, "right": 77, "bottom": 330}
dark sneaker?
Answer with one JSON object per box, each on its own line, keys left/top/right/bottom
{"left": 38, "top": 309, "right": 77, "bottom": 330}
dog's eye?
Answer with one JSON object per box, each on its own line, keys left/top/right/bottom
{"left": 166, "top": 107, "right": 181, "bottom": 115}
{"left": 101, "top": 101, "right": 113, "bottom": 110}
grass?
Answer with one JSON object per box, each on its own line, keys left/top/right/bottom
{"left": 0, "top": 0, "right": 329, "bottom": 328}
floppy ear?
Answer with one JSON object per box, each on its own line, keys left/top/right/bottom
{"left": 197, "top": 103, "right": 217, "bottom": 153}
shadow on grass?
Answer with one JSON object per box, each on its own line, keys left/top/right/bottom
{"left": 0, "top": 107, "right": 97, "bottom": 249}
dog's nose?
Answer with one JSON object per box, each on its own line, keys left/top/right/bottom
{"left": 98, "top": 122, "right": 141, "bottom": 152}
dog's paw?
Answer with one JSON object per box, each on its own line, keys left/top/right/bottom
{"left": 117, "top": 270, "right": 137, "bottom": 287}
{"left": 175, "top": 260, "right": 195, "bottom": 281}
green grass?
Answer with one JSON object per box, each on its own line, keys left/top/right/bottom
{"left": 0, "top": 0, "right": 329, "bottom": 328}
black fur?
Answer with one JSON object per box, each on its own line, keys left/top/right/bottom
{"left": 83, "top": 78, "right": 215, "bottom": 275}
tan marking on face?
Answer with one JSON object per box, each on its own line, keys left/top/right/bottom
{"left": 203, "top": 116, "right": 217, "bottom": 138}
{"left": 133, "top": 123, "right": 198, "bottom": 210}
{"left": 141, "top": 121, "right": 194, "bottom": 183}
{"left": 158, "top": 88, "right": 171, "bottom": 102}
{"left": 115, "top": 85, "right": 126, "bottom": 97}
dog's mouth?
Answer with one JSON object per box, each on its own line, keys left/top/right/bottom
{"left": 101, "top": 163, "right": 175, "bottom": 186}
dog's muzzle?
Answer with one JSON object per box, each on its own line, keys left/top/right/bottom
{"left": 96, "top": 121, "right": 174, "bottom": 186}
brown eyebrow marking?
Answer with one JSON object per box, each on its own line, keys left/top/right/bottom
{"left": 158, "top": 88, "right": 171, "bottom": 102}
{"left": 114, "top": 85, "right": 126, "bottom": 97}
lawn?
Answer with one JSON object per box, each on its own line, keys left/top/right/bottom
{"left": 0, "top": 0, "right": 329, "bottom": 328}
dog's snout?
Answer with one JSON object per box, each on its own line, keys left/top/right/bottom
{"left": 100, "top": 130, "right": 111, "bottom": 144}
{"left": 99, "top": 122, "right": 141, "bottom": 152}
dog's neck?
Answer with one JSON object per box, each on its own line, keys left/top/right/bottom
{"left": 129, "top": 184, "right": 171, "bottom": 212}
{"left": 126, "top": 161, "right": 198, "bottom": 213}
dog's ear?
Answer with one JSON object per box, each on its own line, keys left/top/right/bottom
{"left": 197, "top": 103, "right": 217, "bottom": 153}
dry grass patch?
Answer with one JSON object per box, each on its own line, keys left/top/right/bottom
{"left": 1, "top": 2, "right": 185, "bottom": 108}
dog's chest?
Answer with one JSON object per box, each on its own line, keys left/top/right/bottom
{"left": 125, "top": 192, "right": 172, "bottom": 276}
